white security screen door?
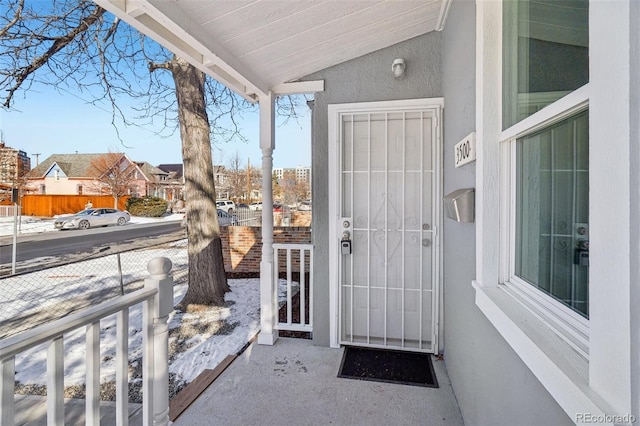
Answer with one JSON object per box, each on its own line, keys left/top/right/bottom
{"left": 329, "top": 99, "right": 442, "bottom": 353}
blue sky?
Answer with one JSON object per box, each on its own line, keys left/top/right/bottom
{"left": 0, "top": 84, "right": 311, "bottom": 170}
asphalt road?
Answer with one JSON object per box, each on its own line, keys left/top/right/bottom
{"left": 0, "top": 221, "right": 184, "bottom": 270}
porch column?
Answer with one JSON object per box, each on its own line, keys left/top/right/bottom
{"left": 258, "top": 91, "right": 278, "bottom": 345}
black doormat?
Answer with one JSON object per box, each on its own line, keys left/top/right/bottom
{"left": 338, "top": 346, "right": 438, "bottom": 388}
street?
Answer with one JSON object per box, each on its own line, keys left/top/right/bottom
{"left": 0, "top": 221, "right": 184, "bottom": 274}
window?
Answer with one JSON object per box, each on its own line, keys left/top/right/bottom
{"left": 501, "top": 1, "right": 589, "bottom": 322}
{"left": 502, "top": 0, "right": 589, "bottom": 129}
{"left": 513, "top": 111, "right": 589, "bottom": 318}
{"left": 77, "top": 184, "right": 83, "bottom": 195}
{"left": 40, "top": 184, "right": 46, "bottom": 194}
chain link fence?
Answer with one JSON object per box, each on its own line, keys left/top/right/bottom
{"left": 0, "top": 236, "right": 188, "bottom": 340}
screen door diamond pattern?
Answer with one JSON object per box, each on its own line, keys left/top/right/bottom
{"left": 338, "top": 109, "right": 440, "bottom": 352}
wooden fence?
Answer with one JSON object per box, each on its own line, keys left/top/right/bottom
{"left": 7, "top": 195, "right": 130, "bottom": 217}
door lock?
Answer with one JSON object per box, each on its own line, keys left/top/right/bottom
{"left": 341, "top": 231, "right": 352, "bottom": 255}
{"left": 574, "top": 239, "right": 589, "bottom": 266}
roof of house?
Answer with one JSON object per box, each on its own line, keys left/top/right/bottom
{"left": 25, "top": 153, "right": 127, "bottom": 179}
{"left": 136, "top": 162, "right": 169, "bottom": 180}
{"left": 157, "top": 164, "right": 183, "bottom": 179}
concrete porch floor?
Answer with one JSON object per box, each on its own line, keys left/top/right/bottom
{"left": 173, "top": 337, "right": 464, "bottom": 426}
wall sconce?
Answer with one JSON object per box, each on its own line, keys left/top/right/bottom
{"left": 392, "top": 58, "right": 406, "bottom": 79}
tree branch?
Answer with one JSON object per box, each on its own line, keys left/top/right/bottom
{"left": 149, "top": 61, "right": 171, "bottom": 72}
{"left": 3, "top": 4, "right": 106, "bottom": 108}
{"left": 0, "top": 0, "right": 24, "bottom": 39}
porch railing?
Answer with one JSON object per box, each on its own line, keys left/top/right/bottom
{"left": 0, "top": 257, "right": 174, "bottom": 426}
{"left": 0, "top": 205, "right": 20, "bottom": 218}
{"left": 273, "top": 243, "right": 313, "bottom": 333}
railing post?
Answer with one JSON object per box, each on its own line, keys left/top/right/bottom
{"left": 0, "top": 357, "right": 15, "bottom": 426}
{"left": 143, "top": 257, "right": 173, "bottom": 426}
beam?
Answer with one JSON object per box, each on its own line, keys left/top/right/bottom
{"left": 94, "top": 0, "right": 268, "bottom": 100}
{"left": 272, "top": 80, "right": 325, "bottom": 96}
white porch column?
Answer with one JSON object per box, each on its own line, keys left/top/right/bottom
{"left": 258, "top": 91, "right": 278, "bottom": 345}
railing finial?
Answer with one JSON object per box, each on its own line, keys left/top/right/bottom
{"left": 147, "top": 257, "right": 172, "bottom": 278}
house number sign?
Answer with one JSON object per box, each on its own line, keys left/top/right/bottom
{"left": 454, "top": 132, "right": 476, "bottom": 168}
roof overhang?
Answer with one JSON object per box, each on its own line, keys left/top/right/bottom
{"left": 93, "top": 0, "right": 451, "bottom": 102}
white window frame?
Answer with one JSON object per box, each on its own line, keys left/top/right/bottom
{"left": 495, "top": 0, "right": 592, "bottom": 352}
{"left": 499, "top": 87, "right": 591, "bottom": 356}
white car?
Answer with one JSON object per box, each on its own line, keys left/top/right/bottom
{"left": 181, "top": 209, "right": 238, "bottom": 228}
{"left": 54, "top": 208, "right": 130, "bottom": 230}
{"left": 298, "top": 200, "right": 312, "bottom": 211}
{"left": 249, "top": 202, "right": 262, "bottom": 211}
{"left": 216, "top": 200, "right": 236, "bottom": 214}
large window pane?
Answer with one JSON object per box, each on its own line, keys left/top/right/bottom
{"left": 515, "top": 111, "right": 589, "bottom": 317}
{"left": 503, "top": 0, "right": 589, "bottom": 128}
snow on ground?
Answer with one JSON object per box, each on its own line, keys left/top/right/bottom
{"left": 0, "top": 212, "right": 291, "bottom": 392}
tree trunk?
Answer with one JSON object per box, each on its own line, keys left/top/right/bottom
{"left": 170, "top": 56, "right": 229, "bottom": 306}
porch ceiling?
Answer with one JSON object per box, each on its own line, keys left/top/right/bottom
{"left": 93, "top": 0, "right": 450, "bottom": 100}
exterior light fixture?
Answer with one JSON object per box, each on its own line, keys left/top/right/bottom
{"left": 392, "top": 58, "right": 406, "bottom": 79}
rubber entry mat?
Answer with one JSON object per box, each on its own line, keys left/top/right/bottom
{"left": 338, "top": 346, "right": 439, "bottom": 388}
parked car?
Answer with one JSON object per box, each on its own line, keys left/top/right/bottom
{"left": 298, "top": 200, "right": 312, "bottom": 211}
{"left": 181, "top": 209, "right": 238, "bottom": 228}
{"left": 216, "top": 199, "right": 236, "bottom": 214}
{"left": 54, "top": 208, "right": 130, "bottom": 230}
{"left": 249, "top": 202, "right": 262, "bottom": 211}
{"left": 237, "top": 203, "right": 249, "bottom": 209}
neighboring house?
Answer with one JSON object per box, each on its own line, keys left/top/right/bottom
{"left": 134, "top": 161, "right": 176, "bottom": 200}
{"left": 25, "top": 153, "right": 154, "bottom": 199}
{"left": 158, "top": 163, "right": 235, "bottom": 201}
{"left": 157, "top": 163, "right": 185, "bottom": 202}
{"left": 93, "top": 1, "right": 640, "bottom": 425}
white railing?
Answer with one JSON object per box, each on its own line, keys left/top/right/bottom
{"left": 273, "top": 243, "right": 313, "bottom": 332}
{"left": 0, "top": 257, "right": 174, "bottom": 426}
{"left": 0, "top": 205, "right": 20, "bottom": 218}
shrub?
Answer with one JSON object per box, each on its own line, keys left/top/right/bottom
{"left": 125, "top": 196, "right": 168, "bottom": 217}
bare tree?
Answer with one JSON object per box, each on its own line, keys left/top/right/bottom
{"left": 279, "top": 170, "right": 310, "bottom": 207}
{"left": 0, "top": 0, "right": 308, "bottom": 306}
{"left": 86, "top": 152, "right": 137, "bottom": 208}
{"left": 224, "top": 151, "right": 246, "bottom": 201}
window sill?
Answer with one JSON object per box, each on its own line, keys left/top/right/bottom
{"left": 472, "top": 281, "right": 615, "bottom": 421}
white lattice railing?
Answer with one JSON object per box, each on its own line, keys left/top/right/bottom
{"left": 273, "top": 243, "right": 313, "bottom": 333}
{"left": 0, "top": 257, "right": 174, "bottom": 426}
